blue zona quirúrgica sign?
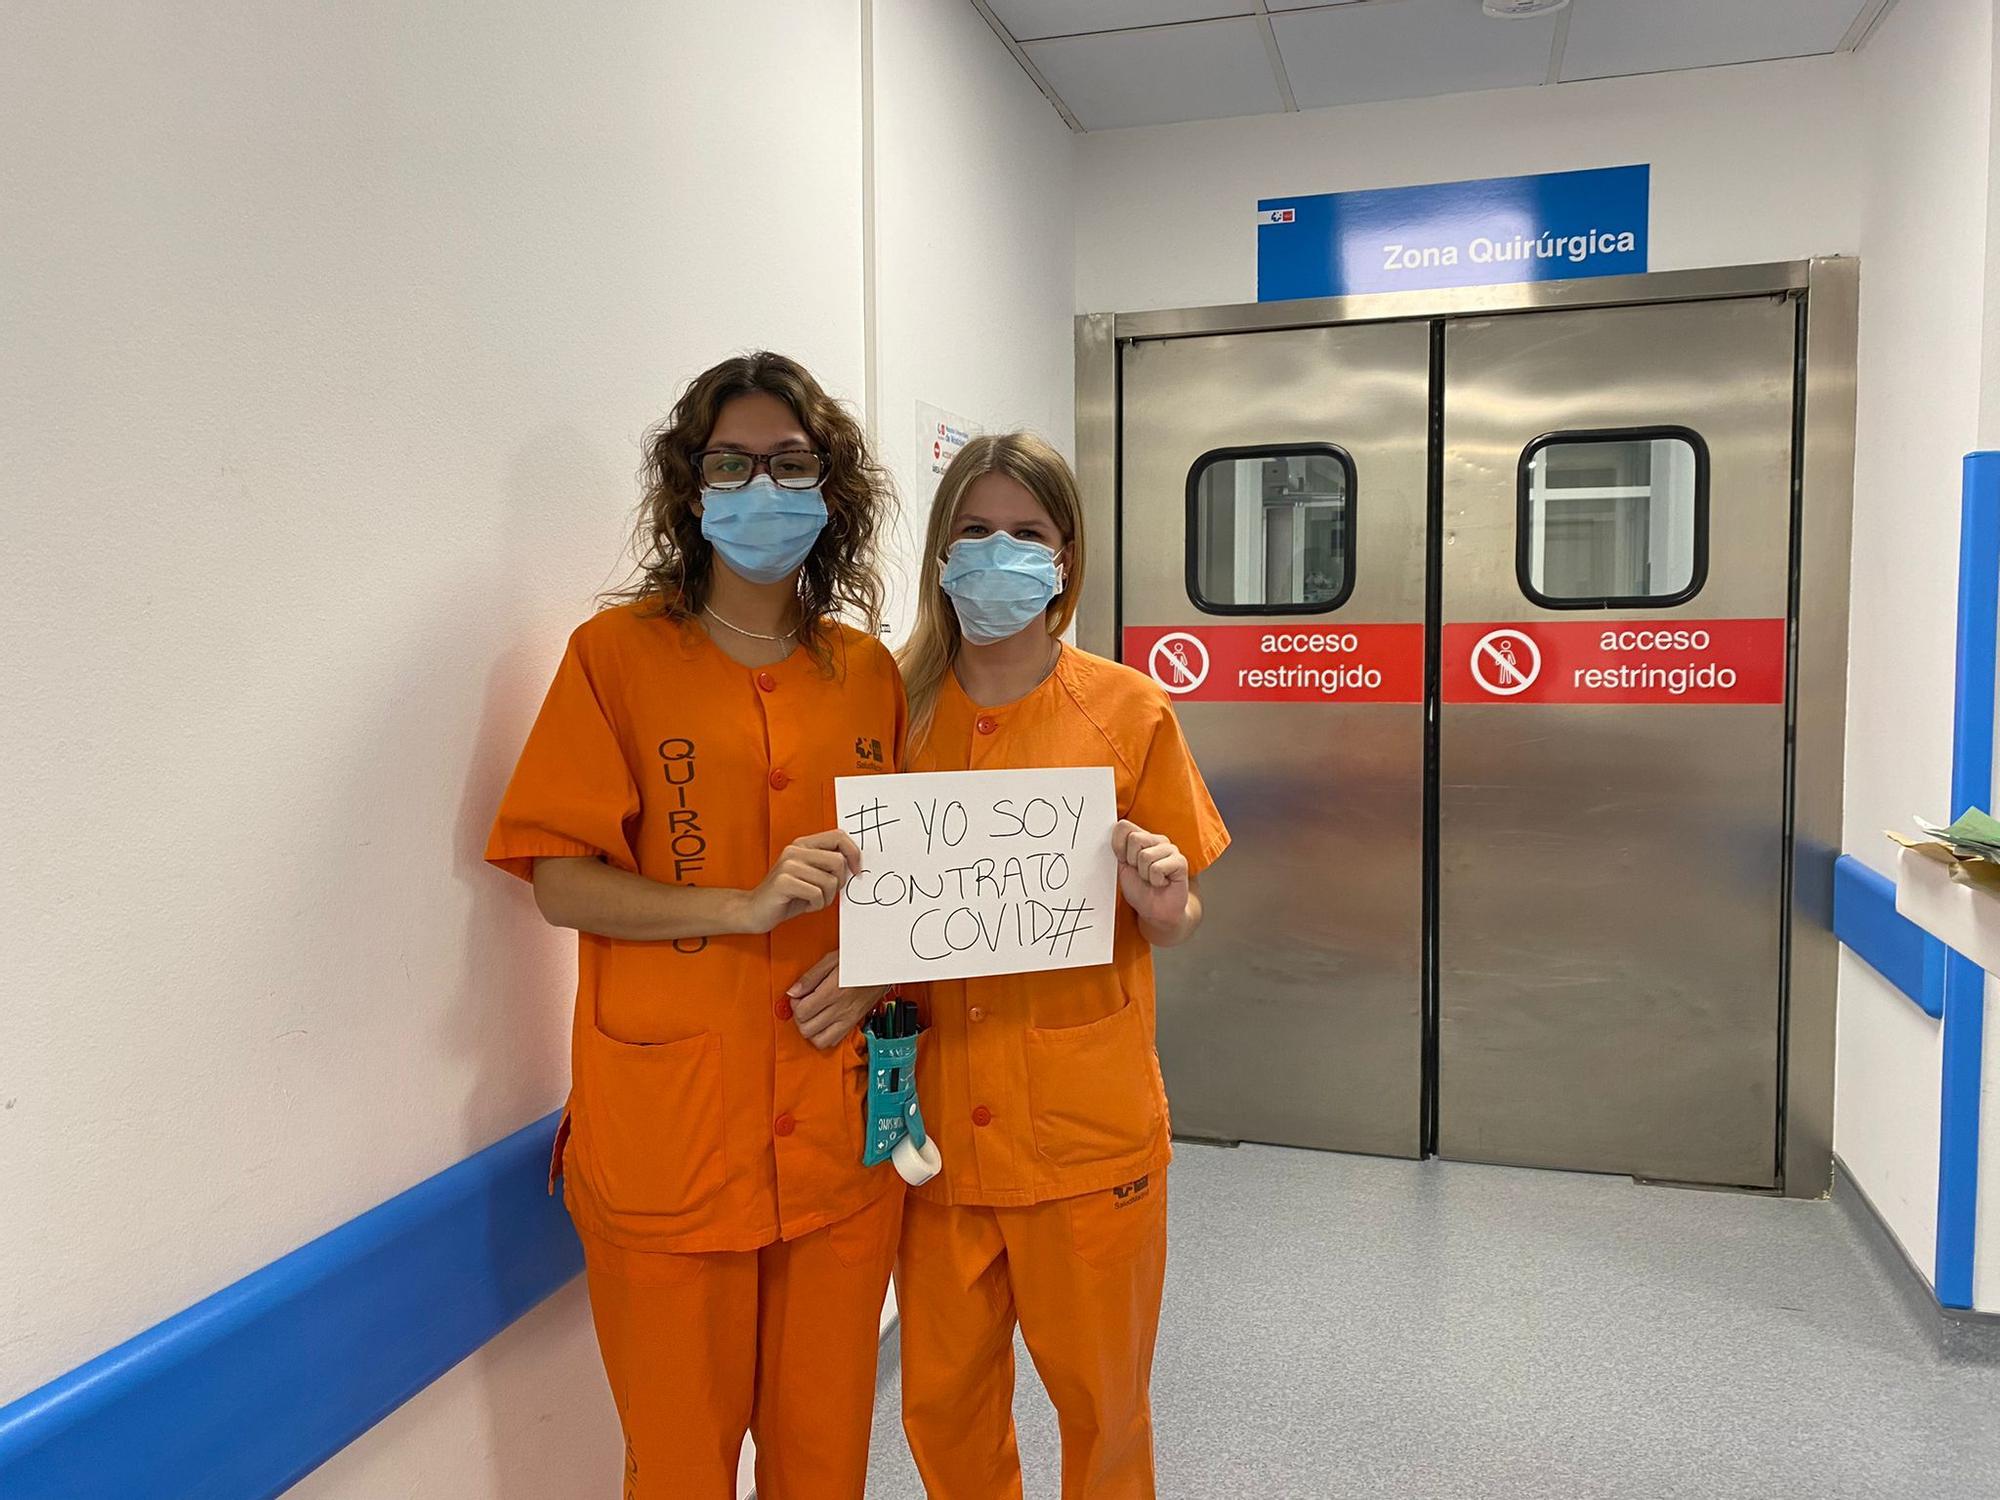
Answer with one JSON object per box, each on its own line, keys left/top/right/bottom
{"left": 1257, "top": 164, "right": 1650, "bottom": 301}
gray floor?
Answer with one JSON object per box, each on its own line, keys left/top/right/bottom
{"left": 864, "top": 1143, "right": 2000, "bottom": 1499}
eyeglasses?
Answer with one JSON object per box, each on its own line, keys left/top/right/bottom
{"left": 694, "top": 448, "right": 827, "bottom": 491}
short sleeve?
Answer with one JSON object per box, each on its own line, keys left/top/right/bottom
{"left": 484, "top": 632, "right": 641, "bottom": 881}
{"left": 1124, "top": 700, "right": 1230, "bottom": 875}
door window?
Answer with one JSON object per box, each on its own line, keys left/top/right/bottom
{"left": 1187, "top": 445, "right": 1356, "bottom": 614}
{"left": 1518, "top": 428, "right": 1707, "bottom": 609}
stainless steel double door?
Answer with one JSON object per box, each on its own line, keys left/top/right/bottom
{"left": 1120, "top": 295, "right": 1796, "bottom": 1187}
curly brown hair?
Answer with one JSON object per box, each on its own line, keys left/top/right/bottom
{"left": 605, "top": 352, "right": 890, "bottom": 660}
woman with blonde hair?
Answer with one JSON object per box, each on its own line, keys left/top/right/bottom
{"left": 894, "top": 432, "right": 1229, "bottom": 1499}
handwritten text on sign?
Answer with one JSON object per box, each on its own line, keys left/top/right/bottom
{"left": 835, "top": 767, "right": 1117, "bottom": 985}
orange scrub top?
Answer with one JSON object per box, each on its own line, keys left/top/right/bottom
{"left": 485, "top": 602, "right": 905, "bottom": 1254}
{"left": 906, "top": 644, "right": 1229, "bottom": 1208}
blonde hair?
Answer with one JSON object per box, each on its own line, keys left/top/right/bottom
{"left": 898, "top": 432, "right": 1086, "bottom": 753}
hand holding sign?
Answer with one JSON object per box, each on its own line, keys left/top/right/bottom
{"left": 743, "top": 830, "right": 862, "bottom": 934}
{"left": 1112, "top": 820, "right": 1191, "bottom": 932}
{"left": 835, "top": 767, "right": 1118, "bottom": 985}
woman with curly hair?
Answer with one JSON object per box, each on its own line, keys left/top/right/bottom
{"left": 485, "top": 352, "right": 905, "bottom": 1500}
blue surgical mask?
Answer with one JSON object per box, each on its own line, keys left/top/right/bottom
{"left": 700, "top": 476, "right": 829, "bottom": 585}
{"left": 940, "top": 532, "right": 1063, "bottom": 645}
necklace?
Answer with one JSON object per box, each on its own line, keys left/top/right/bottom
{"left": 958, "top": 636, "right": 1062, "bottom": 704}
{"left": 703, "top": 605, "right": 796, "bottom": 643}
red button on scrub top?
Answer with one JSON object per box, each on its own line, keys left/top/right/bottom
{"left": 769, "top": 768, "right": 790, "bottom": 790}
{"left": 976, "top": 715, "right": 998, "bottom": 735}
{"left": 972, "top": 1106, "right": 993, "bottom": 1127}
{"left": 774, "top": 1114, "right": 796, "bottom": 1137}
{"left": 756, "top": 671, "right": 777, "bottom": 692}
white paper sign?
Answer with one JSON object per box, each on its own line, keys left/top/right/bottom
{"left": 835, "top": 767, "right": 1117, "bottom": 985}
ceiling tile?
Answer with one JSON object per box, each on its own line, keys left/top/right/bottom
{"left": 1023, "top": 17, "right": 1285, "bottom": 130}
{"left": 987, "top": 1, "right": 1251, "bottom": 43}
{"left": 1561, "top": 0, "right": 1863, "bottom": 81}
{"left": 1272, "top": 0, "right": 1555, "bottom": 111}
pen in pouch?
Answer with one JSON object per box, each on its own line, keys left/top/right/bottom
{"left": 888, "top": 996, "right": 900, "bottom": 1092}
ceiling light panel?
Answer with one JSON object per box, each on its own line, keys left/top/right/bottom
{"left": 987, "top": 1, "right": 1252, "bottom": 43}
{"left": 1022, "top": 15, "right": 1286, "bottom": 130}
{"left": 1561, "top": 0, "right": 1864, "bottom": 81}
{"left": 1272, "top": 0, "right": 1557, "bottom": 110}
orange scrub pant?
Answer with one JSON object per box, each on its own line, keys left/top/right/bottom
{"left": 576, "top": 1185, "right": 903, "bottom": 1500}
{"left": 896, "top": 1178, "right": 1169, "bottom": 1500}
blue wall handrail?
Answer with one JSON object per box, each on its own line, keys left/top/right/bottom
{"left": 0, "top": 1110, "right": 579, "bottom": 1499}
{"left": 1832, "top": 854, "right": 1940, "bottom": 1016}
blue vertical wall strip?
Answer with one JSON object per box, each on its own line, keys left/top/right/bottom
{"left": 0, "top": 1110, "right": 579, "bottom": 1499}
{"left": 1935, "top": 452, "right": 2000, "bottom": 1309}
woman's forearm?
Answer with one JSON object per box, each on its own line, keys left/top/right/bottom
{"left": 1139, "top": 885, "right": 1204, "bottom": 949}
{"left": 533, "top": 856, "right": 751, "bottom": 942}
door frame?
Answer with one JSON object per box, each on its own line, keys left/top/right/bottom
{"left": 1075, "top": 258, "right": 1859, "bottom": 1200}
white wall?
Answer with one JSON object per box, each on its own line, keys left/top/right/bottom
{"left": 871, "top": 0, "right": 1077, "bottom": 640}
{"left": 1982, "top": 974, "right": 2000, "bottom": 1309}
{"left": 1074, "top": 54, "right": 1865, "bottom": 314}
{"left": 0, "top": 0, "right": 863, "bottom": 1486}
{"left": 1832, "top": 0, "right": 1995, "bottom": 1304}
{"left": 1835, "top": 960, "right": 1946, "bottom": 1280}
{"left": 1845, "top": 0, "right": 1991, "bottom": 880}
{"left": 286, "top": 1282, "right": 622, "bottom": 1500}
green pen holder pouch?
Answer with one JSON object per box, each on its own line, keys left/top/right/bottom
{"left": 862, "top": 1029, "right": 926, "bottom": 1168}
